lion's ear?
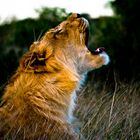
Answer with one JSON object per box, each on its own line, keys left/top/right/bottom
{"left": 20, "top": 51, "right": 48, "bottom": 72}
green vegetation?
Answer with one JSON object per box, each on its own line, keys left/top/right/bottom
{"left": 0, "top": 0, "right": 140, "bottom": 139}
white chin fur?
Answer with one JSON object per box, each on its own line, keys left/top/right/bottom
{"left": 99, "top": 52, "right": 110, "bottom": 65}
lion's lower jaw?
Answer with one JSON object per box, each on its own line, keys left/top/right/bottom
{"left": 99, "top": 52, "right": 110, "bottom": 65}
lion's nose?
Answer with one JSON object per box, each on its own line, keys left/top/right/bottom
{"left": 68, "top": 13, "right": 81, "bottom": 20}
{"left": 73, "top": 13, "right": 81, "bottom": 18}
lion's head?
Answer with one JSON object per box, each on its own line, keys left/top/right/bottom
{"left": 20, "top": 13, "right": 109, "bottom": 74}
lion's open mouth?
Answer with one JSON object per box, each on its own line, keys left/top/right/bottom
{"left": 80, "top": 16, "right": 106, "bottom": 55}
{"left": 88, "top": 46, "right": 106, "bottom": 55}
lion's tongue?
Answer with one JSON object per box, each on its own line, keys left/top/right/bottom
{"left": 95, "top": 47, "right": 105, "bottom": 53}
{"left": 88, "top": 47, "right": 105, "bottom": 55}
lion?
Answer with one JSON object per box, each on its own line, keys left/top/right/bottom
{"left": 0, "top": 13, "right": 109, "bottom": 140}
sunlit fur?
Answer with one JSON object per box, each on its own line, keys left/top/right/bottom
{"left": 0, "top": 13, "right": 109, "bottom": 140}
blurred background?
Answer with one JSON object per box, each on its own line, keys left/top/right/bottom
{"left": 0, "top": 0, "right": 140, "bottom": 139}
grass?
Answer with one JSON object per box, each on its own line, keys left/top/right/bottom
{"left": 75, "top": 76, "right": 140, "bottom": 140}
{"left": 0, "top": 73, "right": 139, "bottom": 140}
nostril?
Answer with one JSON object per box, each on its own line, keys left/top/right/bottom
{"left": 77, "top": 13, "right": 81, "bottom": 18}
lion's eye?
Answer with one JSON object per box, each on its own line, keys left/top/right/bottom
{"left": 54, "top": 29, "right": 66, "bottom": 38}
{"left": 56, "top": 29, "right": 64, "bottom": 34}
{"left": 53, "top": 28, "right": 68, "bottom": 39}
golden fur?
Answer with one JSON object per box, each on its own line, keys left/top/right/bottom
{"left": 0, "top": 13, "right": 109, "bottom": 140}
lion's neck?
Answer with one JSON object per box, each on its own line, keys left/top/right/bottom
{"left": 55, "top": 47, "right": 79, "bottom": 73}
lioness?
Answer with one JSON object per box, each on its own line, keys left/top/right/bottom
{"left": 0, "top": 13, "right": 109, "bottom": 140}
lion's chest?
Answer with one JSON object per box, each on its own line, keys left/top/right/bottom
{"left": 67, "top": 73, "right": 87, "bottom": 123}
{"left": 67, "top": 91, "right": 77, "bottom": 123}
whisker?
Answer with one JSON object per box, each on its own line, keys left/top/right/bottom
{"left": 37, "top": 30, "right": 44, "bottom": 41}
{"left": 33, "top": 28, "right": 36, "bottom": 41}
